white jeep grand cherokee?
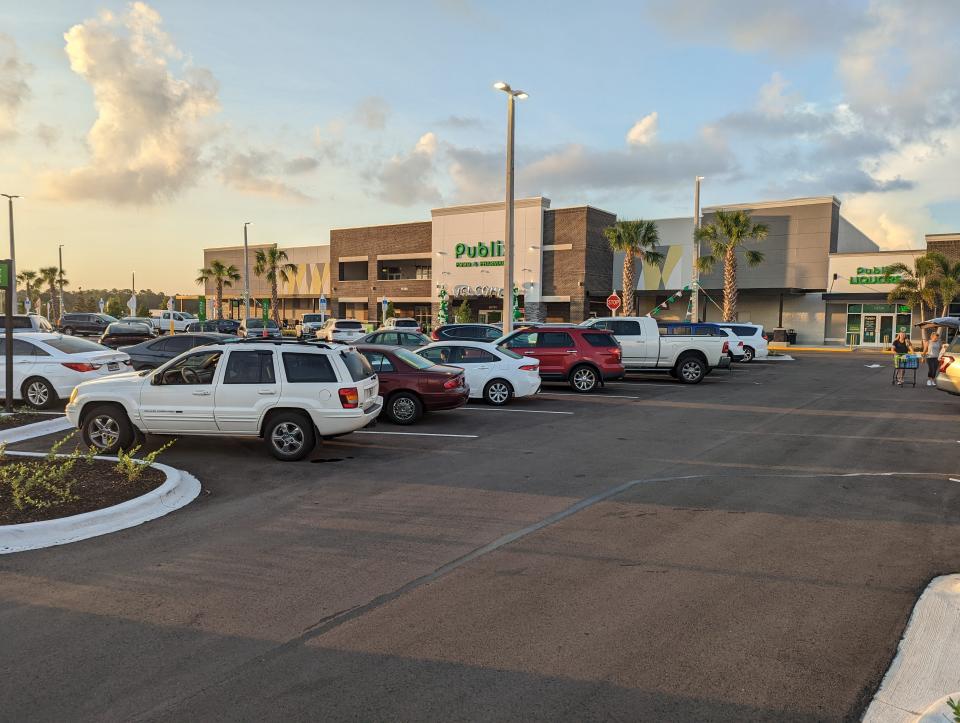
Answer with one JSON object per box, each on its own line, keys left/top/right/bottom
{"left": 66, "top": 339, "right": 382, "bottom": 461}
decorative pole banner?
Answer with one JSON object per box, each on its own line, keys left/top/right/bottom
{"left": 648, "top": 284, "right": 694, "bottom": 317}
{"left": 437, "top": 286, "right": 448, "bottom": 325}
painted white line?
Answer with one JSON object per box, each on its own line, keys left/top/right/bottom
{"left": 460, "top": 407, "right": 574, "bottom": 415}
{"left": 538, "top": 392, "right": 640, "bottom": 399}
{"left": 355, "top": 430, "right": 478, "bottom": 439}
{"left": 617, "top": 383, "right": 683, "bottom": 388}
{"left": 950, "top": 478, "right": 960, "bottom": 483}
{"left": 863, "top": 575, "right": 960, "bottom": 722}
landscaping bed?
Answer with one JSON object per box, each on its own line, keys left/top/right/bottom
{"left": 0, "top": 409, "right": 61, "bottom": 430}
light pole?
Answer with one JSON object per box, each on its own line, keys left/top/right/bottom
{"left": 58, "top": 244, "right": 65, "bottom": 321}
{"left": 2, "top": 194, "right": 20, "bottom": 312}
{"left": 243, "top": 221, "right": 251, "bottom": 319}
{"left": 691, "top": 176, "right": 704, "bottom": 322}
{"left": 494, "top": 82, "right": 527, "bottom": 333}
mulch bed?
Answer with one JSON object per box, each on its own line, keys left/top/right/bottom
{"left": 0, "top": 457, "right": 165, "bottom": 525}
{"left": 0, "top": 411, "right": 61, "bottom": 430}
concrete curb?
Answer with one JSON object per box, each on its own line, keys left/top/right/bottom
{"left": 0, "top": 416, "right": 72, "bottom": 444}
{"left": 0, "top": 452, "right": 201, "bottom": 554}
{"left": 863, "top": 575, "right": 960, "bottom": 722}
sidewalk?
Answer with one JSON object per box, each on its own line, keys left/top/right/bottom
{"left": 771, "top": 344, "right": 895, "bottom": 354}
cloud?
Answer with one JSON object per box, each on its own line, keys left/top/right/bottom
{"left": 626, "top": 112, "right": 658, "bottom": 147}
{"left": 219, "top": 149, "right": 311, "bottom": 201}
{"left": 35, "top": 123, "right": 61, "bottom": 148}
{"left": 40, "top": 2, "right": 219, "bottom": 204}
{"left": 374, "top": 132, "right": 442, "bottom": 206}
{"left": 353, "top": 96, "right": 389, "bottom": 130}
{"left": 283, "top": 156, "right": 320, "bottom": 174}
{"left": 447, "top": 146, "right": 502, "bottom": 202}
{"left": 0, "top": 33, "right": 32, "bottom": 140}
{"left": 437, "top": 115, "right": 486, "bottom": 130}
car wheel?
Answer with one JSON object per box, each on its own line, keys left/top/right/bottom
{"left": 675, "top": 356, "right": 706, "bottom": 384}
{"left": 22, "top": 377, "right": 58, "bottom": 409}
{"left": 569, "top": 365, "right": 599, "bottom": 393}
{"left": 265, "top": 412, "right": 315, "bottom": 461}
{"left": 81, "top": 404, "right": 134, "bottom": 453}
{"left": 62, "top": 327, "right": 74, "bottom": 336}
{"left": 742, "top": 346, "right": 755, "bottom": 363}
{"left": 386, "top": 391, "right": 422, "bottom": 424}
{"left": 484, "top": 378, "right": 512, "bottom": 406}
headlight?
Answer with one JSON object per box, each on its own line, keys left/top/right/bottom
{"left": 69, "top": 387, "right": 79, "bottom": 405}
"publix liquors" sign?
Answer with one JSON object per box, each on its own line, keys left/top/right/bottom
{"left": 850, "top": 266, "right": 903, "bottom": 285}
{"left": 455, "top": 241, "right": 504, "bottom": 268}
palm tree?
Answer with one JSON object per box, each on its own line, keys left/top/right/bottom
{"left": 254, "top": 245, "right": 297, "bottom": 325}
{"left": 886, "top": 254, "right": 939, "bottom": 324}
{"left": 603, "top": 219, "right": 664, "bottom": 316}
{"left": 695, "top": 209, "right": 769, "bottom": 322}
{"left": 927, "top": 252, "right": 960, "bottom": 317}
{"left": 38, "top": 266, "right": 66, "bottom": 320}
{"left": 16, "top": 269, "right": 37, "bottom": 312}
{"left": 196, "top": 260, "right": 241, "bottom": 319}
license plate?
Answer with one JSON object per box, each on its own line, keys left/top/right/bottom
{"left": 364, "top": 387, "right": 374, "bottom": 400}
{"left": 107, "top": 362, "right": 120, "bottom": 371}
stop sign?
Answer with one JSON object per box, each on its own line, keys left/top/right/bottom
{"left": 606, "top": 293, "right": 622, "bottom": 312}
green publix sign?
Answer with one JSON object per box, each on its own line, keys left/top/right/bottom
{"left": 455, "top": 241, "right": 504, "bottom": 268}
{"left": 850, "top": 266, "right": 902, "bottom": 285}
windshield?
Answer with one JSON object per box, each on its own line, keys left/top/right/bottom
{"left": 302, "top": 314, "right": 323, "bottom": 323}
{"left": 394, "top": 347, "right": 435, "bottom": 370}
{"left": 43, "top": 336, "right": 109, "bottom": 354}
{"left": 107, "top": 323, "right": 151, "bottom": 334}
{"left": 337, "top": 321, "right": 364, "bottom": 330}
{"left": 245, "top": 318, "right": 279, "bottom": 329}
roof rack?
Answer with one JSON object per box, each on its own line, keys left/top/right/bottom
{"left": 219, "top": 337, "right": 334, "bottom": 349}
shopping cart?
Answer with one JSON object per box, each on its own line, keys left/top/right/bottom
{"left": 892, "top": 353, "right": 919, "bottom": 387}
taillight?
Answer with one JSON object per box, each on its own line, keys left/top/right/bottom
{"left": 338, "top": 387, "right": 359, "bottom": 408}
{"left": 443, "top": 376, "right": 462, "bottom": 389}
{"left": 431, "top": 330, "right": 440, "bottom": 340}
{"left": 519, "top": 364, "right": 538, "bottom": 371}
{"left": 940, "top": 355, "right": 955, "bottom": 373}
{"left": 722, "top": 341, "right": 729, "bottom": 353}
{"left": 61, "top": 362, "right": 101, "bottom": 372}
{"left": 762, "top": 334, "right": 768, "bottom": 341}
{"left": 610, "top": 347, "right": 621, "bottom": 361}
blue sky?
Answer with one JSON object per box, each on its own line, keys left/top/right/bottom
{"left": 1, "top": 0, "right": 958, "bottom": 291}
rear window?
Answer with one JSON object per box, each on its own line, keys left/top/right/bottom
{"left": 394, "top": 347, "right": 436, "bottom": 369}
{"left": 302, "top": 314, "right": 323, "bottom": 323}
{"left": 393, "top": 319, "right": 418, "bottom": 327}
{"left": 224, "top": 351, "right": 276, "bottom": 384}
{"left": 341, "top": 350, "right": 374, "bottom": 381}
{"left": 245, "top": 319, "right": 279, "bottom": 329}
{"left": 336, "top": 321, "right": 364, "bottom": 330}
{"left": 42, "top": 336, "right": 108, "bottom": 354}
{"left": 496, "top": 346, "right": 523, "bottom": 359}
{"left": 583, "top": 332, "right": 618, "bottom": 347}
{"left": 282, "top": 352, "right": 337, "bottom": 383}
{"left": 539, "top": 332, "right": 574, "bottom": 347}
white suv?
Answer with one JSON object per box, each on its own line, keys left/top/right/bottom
{"left": 317, "top": 318, "right": 366, "bottom": 343}
{"left": 716, "top": 323, "right": 768, "bottom": 362}
{"left": 66, "top": 339, "right": 382, "bottom": 461}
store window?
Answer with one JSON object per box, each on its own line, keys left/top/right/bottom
{"left": 415, "top": 266, "right": 431, "bottom": 280}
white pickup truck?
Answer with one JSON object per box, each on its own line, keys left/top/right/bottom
{"left": 150, "top": 310, "right": 197, "bottom": 334}
{"left": 580, "top": 317, "right": 729, "bottom": 383}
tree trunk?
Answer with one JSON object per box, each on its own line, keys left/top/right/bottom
{"left": 216, "top": 280, "right": 223, "bottom": 320}
{"left": 622, "top": 252, "right": 636, "bottom": 316}
{"left": 271, "top": 278, "right": 280, "bottom": 326}
{"left": 722, "top": 247, "right": 737, "bottom": 322}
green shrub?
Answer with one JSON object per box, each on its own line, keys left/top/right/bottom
{"left": 0, "top": 434, "right": 96, "bottom": 511}
{"left": 946, "top": 697, "right": 960, "bottom": 723}
{"left": 115, "top": 440, "right": 175, "bottom": 483}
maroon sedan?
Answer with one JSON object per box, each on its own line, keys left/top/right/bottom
{"left": 356, "top": 344, "right": 469, "bottom": 424}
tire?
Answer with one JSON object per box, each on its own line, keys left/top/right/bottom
{"left": 386, "top": 391, "right": 422, "bottom": 424}
{"left": 675, "top": 355, "right": 706, "bottom": 384}
{"left": 668, "top": 367, "right": 678, "bottom": 379}
{"left": 81, "top": 404, "right": 134, "bottom": 453}
{"left": 62, "top": 327, "right": 74, "bottom": 336}
{"left": 484, "top": 378, "right": 512, "bottom": 406}
{"left": 264, "top": 412, "right": 315, "bottom": 461}
{"left": 569, "top": 365, "right": 599, "bottom": 393}
{"left": 742, "top": 346, "right": 755, "bottom": 363}
{"left": 21, "top": 377, "right": 57, "bottom": 410}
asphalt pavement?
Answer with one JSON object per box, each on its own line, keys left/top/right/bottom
{"left": 2, "top": 354, "right": 958, "bottom": 722}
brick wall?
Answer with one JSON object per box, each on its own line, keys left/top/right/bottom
{"left": 928, "top": 238, "right": 960, "bottom": 263}
{"left": 542, "top": 207, "right": 615, "bottom": 321}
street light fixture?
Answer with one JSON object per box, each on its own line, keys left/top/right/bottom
{"left": 494, "top": 81, "right": 528, "bottom": 333}
{"left": 58, "top": 244, "right": 65, "bottom": 322}
{"left": 1, "top": 194, "right": 20, "bottom": 312}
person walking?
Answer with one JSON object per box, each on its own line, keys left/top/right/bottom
{"left": 922, "top": 331, "right": 943, "bottom": 387}
{"left": 892, "top": 332, "right": 914, "bottom": 386}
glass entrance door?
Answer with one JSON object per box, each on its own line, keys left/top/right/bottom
{"left": 878, "top": 315, "right": 894, "bottom": 346}
{"left": 862, "top": 315, "right": 877, "bottom": 344}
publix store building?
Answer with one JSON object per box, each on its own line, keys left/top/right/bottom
{"left": 203, "top": 196, "right": 956, "bottom": 346}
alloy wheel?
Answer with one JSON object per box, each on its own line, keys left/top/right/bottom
{"left": 681, "top": 361, "right": 702, "bottom": 382}
{"left": 743, "top": 347, "right": 754, "bottom": 362}
{"left": 271, "top": 422, "right": 304, "bottom": 455}
{"left": 572, "top": 368, "right": 597, "bottom": 391}
{"left": 26, "top": 381, "right": 50, "bottom": 407}
{"left": 88, "top": 415, "right": 120, "bottom": 449}
{"left": 487, "top": 382, "right": 510, "bottom": 404}
{"left": 392, "top": 396, "right": 417, "bottom": 422}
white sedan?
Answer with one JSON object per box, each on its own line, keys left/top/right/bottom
{"left": 0, "top": 333, "right": 131, "bottom": 408}
{"left": 417, "top": 340, "right": 540, "bottom": 405}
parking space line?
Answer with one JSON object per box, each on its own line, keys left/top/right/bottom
{"left": 355, "top": 430, "right": 478, "bottom": 439}
{"left": 460, "top": 407, "right": 574, "bottom": 415}
{"left": 538, "top": 392, "right": 640, "bottom": 399}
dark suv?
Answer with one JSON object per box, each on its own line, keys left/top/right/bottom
{"left": 499, "top": 325, "right": 624, "bottom": 392}
{"left": 431, "top": 323, "right": 503, "bottom": 342}
{"left": 59, "top": 312, "right": 118, "bottom": 336}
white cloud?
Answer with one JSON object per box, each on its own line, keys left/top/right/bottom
{"left": 40, "top": 2, "right": 219, "bottom": 204}
{"left": 35, "top": 123, "right": 61, "bottom": 148}
{"left": 626, "top": 112, "right": 658, "bottom": 147}
{"left": 219, "top": 149, "right": 311, "bottom": 202}
{"left": 353, "top": 96, "right": 389, "bottom": 130}
{"left": 374, "top": 132, "right": 442, "bottom": 206}
{"left": 0, "top": 33, "right": 32, "bottom": 141}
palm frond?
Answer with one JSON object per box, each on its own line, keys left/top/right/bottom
{"left": 745, "top": 250, "right": 765, "bottom": 267}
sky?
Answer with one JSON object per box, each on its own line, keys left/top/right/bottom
{"left": 1, "top": 0, "right": 959, "bottom": 293}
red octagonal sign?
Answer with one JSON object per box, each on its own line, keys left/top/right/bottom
{"left": 606, "top": 293, "right": 622, "bottom": 311}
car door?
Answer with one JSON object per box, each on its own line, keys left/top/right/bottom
{"left": 138, "top": 350, "right": 223, "bottom": 433}
{"left": 451, "top": 345, "right": 498, "bottom": 392}
{"left": 611, "top": 320, "right": 649, "bottom": 365}
{"left": 214, "top": 349, "right": 280, "bottom": 433}
{"left": 152, "top": 335, "right": 193, "bottom": 367}
{"left": 536, "top": 332, "right": 576, "bottom": 378}
{"left": 0, "top": 338, "right": 38, "bottom": 397}
{"left": 500, "top": 330, "right": 542, "bottom": 371}
{"left": 360, "top": 350, "right": 397, "bottom": 396}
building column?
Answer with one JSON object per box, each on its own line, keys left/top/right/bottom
{"left": 569, "top": 292, "right": 589, "bottom": 323}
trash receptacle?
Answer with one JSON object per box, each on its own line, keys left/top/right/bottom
{"left": 786, "top": 329, "right": 798, "bottom": 344}
{"left": 772, "top": 328, "right": 788, "bottom": 342}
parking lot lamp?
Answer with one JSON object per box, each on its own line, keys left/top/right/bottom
{"left": 2, "top": 194, "right": 20, "bottom": 312}
{"left": 243, "top": 222, "right": 251, "bottom": 319}
{"left": 494, "top": 82, "right": 527, "bottom": 333}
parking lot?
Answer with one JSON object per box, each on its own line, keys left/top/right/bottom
{"left": 2, "top": 353, "right": 959, "bottom": 721}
